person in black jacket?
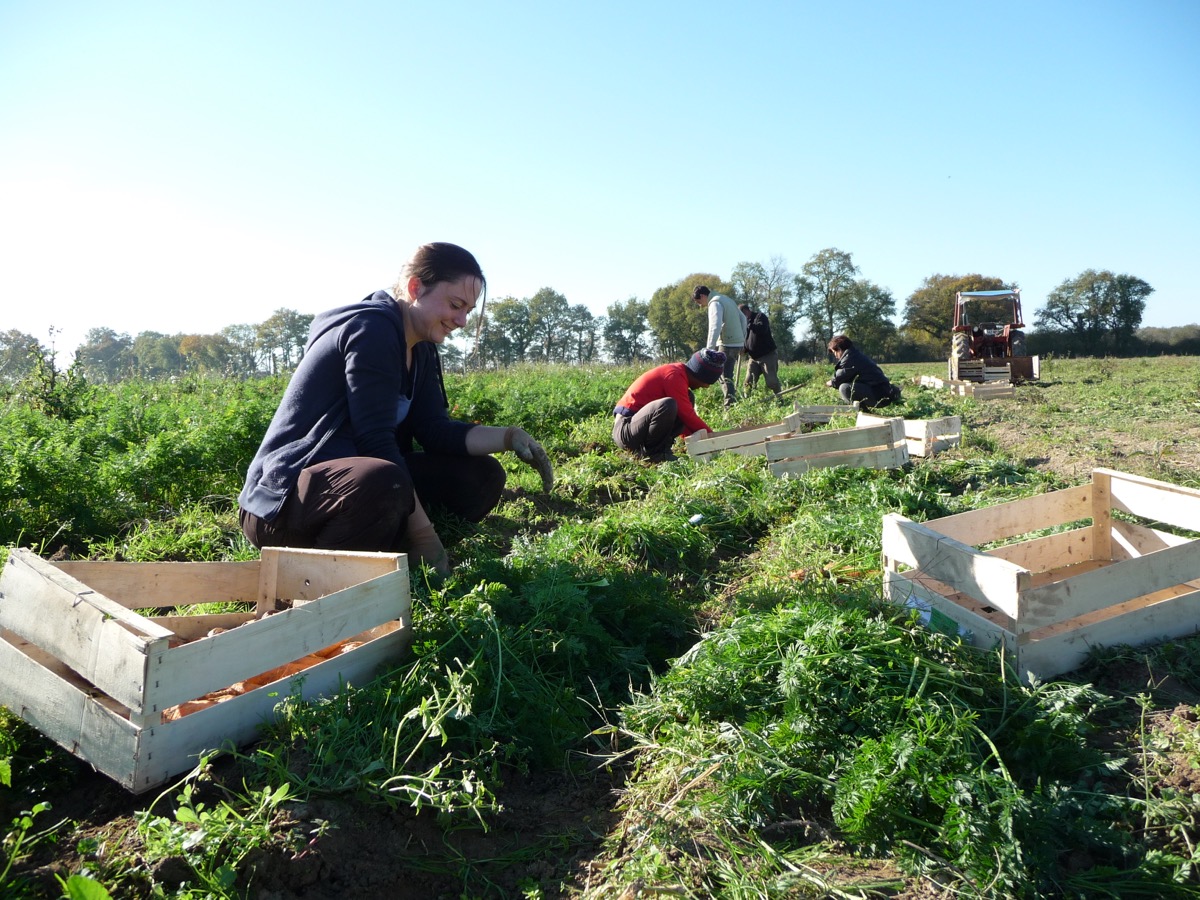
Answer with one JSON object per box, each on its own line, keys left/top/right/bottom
{"left": 238, "top": 242, "right": 553, "bottom": 576}
{"left": 738, "top": 303, "right": 782, "bottom": 397}
{"left": 825, "top": 334, "right": 902, "bottom": 411}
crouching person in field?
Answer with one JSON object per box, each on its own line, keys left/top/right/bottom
{"left": 612, "top": 349, "right": 725, "bottom": 462}
{"left": 238, "top": 241, "right": 554, "bottom": 577}
{"left": 825, "top": 334, "right": 902, "bottom": 411}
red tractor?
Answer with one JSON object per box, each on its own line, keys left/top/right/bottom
{"left": 949, "top": 288, "right": 1037, "bottom": 381}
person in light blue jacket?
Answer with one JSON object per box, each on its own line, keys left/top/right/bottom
{"left": 238, "top": 242, "right": 553, "bottom": 575}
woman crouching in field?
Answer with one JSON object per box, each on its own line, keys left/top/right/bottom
{"left": 238, "top": 241, "right": 553, "bottom": 575}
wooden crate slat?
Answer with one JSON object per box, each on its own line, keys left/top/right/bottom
{"left": 264, "top": 547, "right": 406, "bottom": 605}
{"left": 130, "top": 629, "right": 408, "bottom": 792}
{"left": 769, "top": 444, "right": 908, "bottom": 476}
{"left": 881, "top": 514, "right": 1027, "bottom": 620}
{"left": 0, "top": 550, "right": 169, "bottom": 711}
{"left": 0, "top": 633, "right": 142, "bottom": 789}
{"left": 1019, "top": 540, "right": 1200, "bottom": 630}
{"left": 766, "top": 420, "right": 902, "bottom": 461}
{"left": 144, "top": 569, "right": 409, "bottom": 713}
{"left": 983, "top": 527, "right": 1093, "bottom": 575}
{"left": 51, "top": 560, "right": 261, "bottom": 610}
{"left": 1015, "top": 588, "right": 1200, "bottom": 682}
{"left": 149, "top": 612, "right": 258, "bottom": 642}
{"left": 1104, "top": 468, "right": 1200, "bottom": 533}
{"left": 920, "top": 484, "right": 1092, "bottom": 546}
{"left": 1112, "top": 518, "right": 1198, "bottom": 563}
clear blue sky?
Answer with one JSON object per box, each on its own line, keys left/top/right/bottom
{"left": 2, "top": 0, "right": 1196, "bottom": 359}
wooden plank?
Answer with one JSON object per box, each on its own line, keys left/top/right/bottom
{"left": 0, "top": 634, "right": 141, "bottom": 790}
{"left": 0, "top": 550, "right": 169, "bottom": 712}
{"left": 270, "top": 548, "right": 406, "bottom": 604}
{"left": 144, "top": 569, "right": 410, "bottom": 713}
{"left": 881, "top": 514, "right": 1029, "bottom": 620}
{"left": 131, "top": 629, "right": 408, "bottom": 791}
{"left": 983, "top": 527, "right": 1092, "bottom": 575}
{"left": 1018, "top": 539, "right": 1200, "bottom": 630}
{"left": 685, "top": 419, "right": 796, "bottom": 459}
{"left": 920, "top": 484, "right": 1091, "bottom": 546}
{"left": 51, "top": 560, "right": 261, "bottom": 609}
{"left": 1112, "top": 518, "right": 1198, "bottom": 561}
{"left": 856, "top": 413, "right": 961, "bottom": 458}
{"left": 1016, "top": 588, "right": 1200, "bottom": 681}
{"left": 766, "top": 421, "right": 900, "bottom": 461}
{"left": 1091, "top": 470, "right": 1113, "bottom": 564}
{"left": 1104, "top": 467, "right": 1200, "bottom": 533}
{"left": 768, "top": 444, "right": 908, "bottom": 476}
{"left": 149, "top": 612, "right": 257, "bottom": 642}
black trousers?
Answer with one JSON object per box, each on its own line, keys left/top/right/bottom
{"left": 240, "top": 453, "right": 506, "bottom": 552}
{"left": 612, "top": 398, "right": 682, "bottom": 459}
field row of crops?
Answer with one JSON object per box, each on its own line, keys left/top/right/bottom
{"left": 2, "top": 356, "right": 1199, "bottom": 899}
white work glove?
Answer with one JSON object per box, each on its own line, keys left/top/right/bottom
{"left": 505, "top": 426, "right": 554, "bottom": 492}
{"left": 406, "top": 520, "right": 450, "bottom": 577}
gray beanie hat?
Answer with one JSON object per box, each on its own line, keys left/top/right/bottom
{"left": 685, "top": 348, "right": 726, "bottom": 384}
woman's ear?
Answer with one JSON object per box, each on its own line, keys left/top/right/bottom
{"left": 407, "top": 275, "right": 423, "bottom": 301}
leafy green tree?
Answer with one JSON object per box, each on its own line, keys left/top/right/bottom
{"left": 901, "top": 273, "right": 1009, "bottom": 360}
{"left": 527, "top": 288, "right": 570, "bottom": 362}
{"left": 732, "top": 257, "right": 798, "bottom": 358}
{"left": 0, "top": 329, "right": 45, "bottom": 386}
{"left": 130, "top": 332, "right": 183, "bottom": 378}
{"left": 842, "top": 280, "right": 899, "bottom": 353}
{"left": 647, "top": 273, "right": 731, "bottom": 361}
{"left": 74, "top": 328, "right": 133, "bottom": 383}
{"left": 473, "top": 296, "right": 534, "bottom": 367}
{"left": 221, "top": 323, "right": 264, "bottom": 378}
{"left": 179, "top": 334, "right": 234, "bottom": 375}
{"left": 603, "top": 297, "right": 652, "bottom": 363}
{"left": 1034, "top": 270, "right": 1153, "bottom": 353}
{"left": 794, "top": 248, "right": 860, "bottom": 355}
{"left": 565, "top": 304, "right": 599, "bottom": 363}
{"left": 256, "top": 308, "right": 313, "bottom": 373}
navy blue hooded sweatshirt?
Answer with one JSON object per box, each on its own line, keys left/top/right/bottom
{"left": 238, "top": 291, "right": 474, "bottom": 522}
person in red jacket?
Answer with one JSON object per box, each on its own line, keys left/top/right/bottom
{"left": 612, "top": 348, "right": 726, "bottom": 461}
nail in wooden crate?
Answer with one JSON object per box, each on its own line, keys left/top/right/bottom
{"left": 0, "top": 547, "right": 411, "bottom": 792}
{"left": 856, "top": 412, "right": 961, "bottom": 458}
{"left": 765, "top": 415, "right": 909, "bottom": 476}
{"left": 882, "top": 468, "right": 1200, "bottom": 682}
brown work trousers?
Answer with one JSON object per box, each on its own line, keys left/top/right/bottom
{"left": 239, "top": 453, "right": 505, "bottom": 553}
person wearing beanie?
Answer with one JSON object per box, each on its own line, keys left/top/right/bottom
{"left": 612, "top": 348, "right": 726, "bottom": 461}
{"left": 692, "top": 285, "right": 746, "bottom": 408}
{"left": 739, "top": 303, "right": 783, "bottom": 398}
{"left": 825, "top": 334, "right": 902, "bottom": 411}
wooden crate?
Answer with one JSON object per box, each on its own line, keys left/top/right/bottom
{"left": 765, "top": 416, "right": 909, "bottom": 476}
{"left": 685, "top": 405, "right": 857, "bottom": 461}
{"left": 856, "top": 412, "right": 961, "bottom": 458}
{"left": 918, "top": 374, "right": 1015, "bottom": 400}
{"left": 0, "top": 547, "right": 411, "bottom": 792}
{"left": 882, "top": 468, "right": 1200, "bottom": 682}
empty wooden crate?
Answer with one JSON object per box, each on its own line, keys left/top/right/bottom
{"left": 882, "top": 468, "right": 1200, "bottom": 682}
{"left": 856, "top": 412, "right": 961, "bottom": 458}
{"left": 0, "top": 547, "right": 411, "bottom": 792}
{"left": 766, "top": 416, "right": 909, "bottom": 476}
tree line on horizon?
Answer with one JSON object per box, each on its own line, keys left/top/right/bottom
{"left": 1, "top": 247, "right": 1194, "bottom": 386}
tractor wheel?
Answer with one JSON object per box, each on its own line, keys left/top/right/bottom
{"left": 951, "top": 332, "right": 970, "bottom": 359}
{"left": 1010, "top": 331, "right": 1027, "bottom": 357}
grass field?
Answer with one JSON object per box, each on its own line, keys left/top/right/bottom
{"left": 1, "top": 355, "right": 1199, "bottom": 899}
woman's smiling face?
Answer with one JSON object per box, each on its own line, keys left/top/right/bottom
{"left": 405, "top": 274, "right": 482, "bottom": 344}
